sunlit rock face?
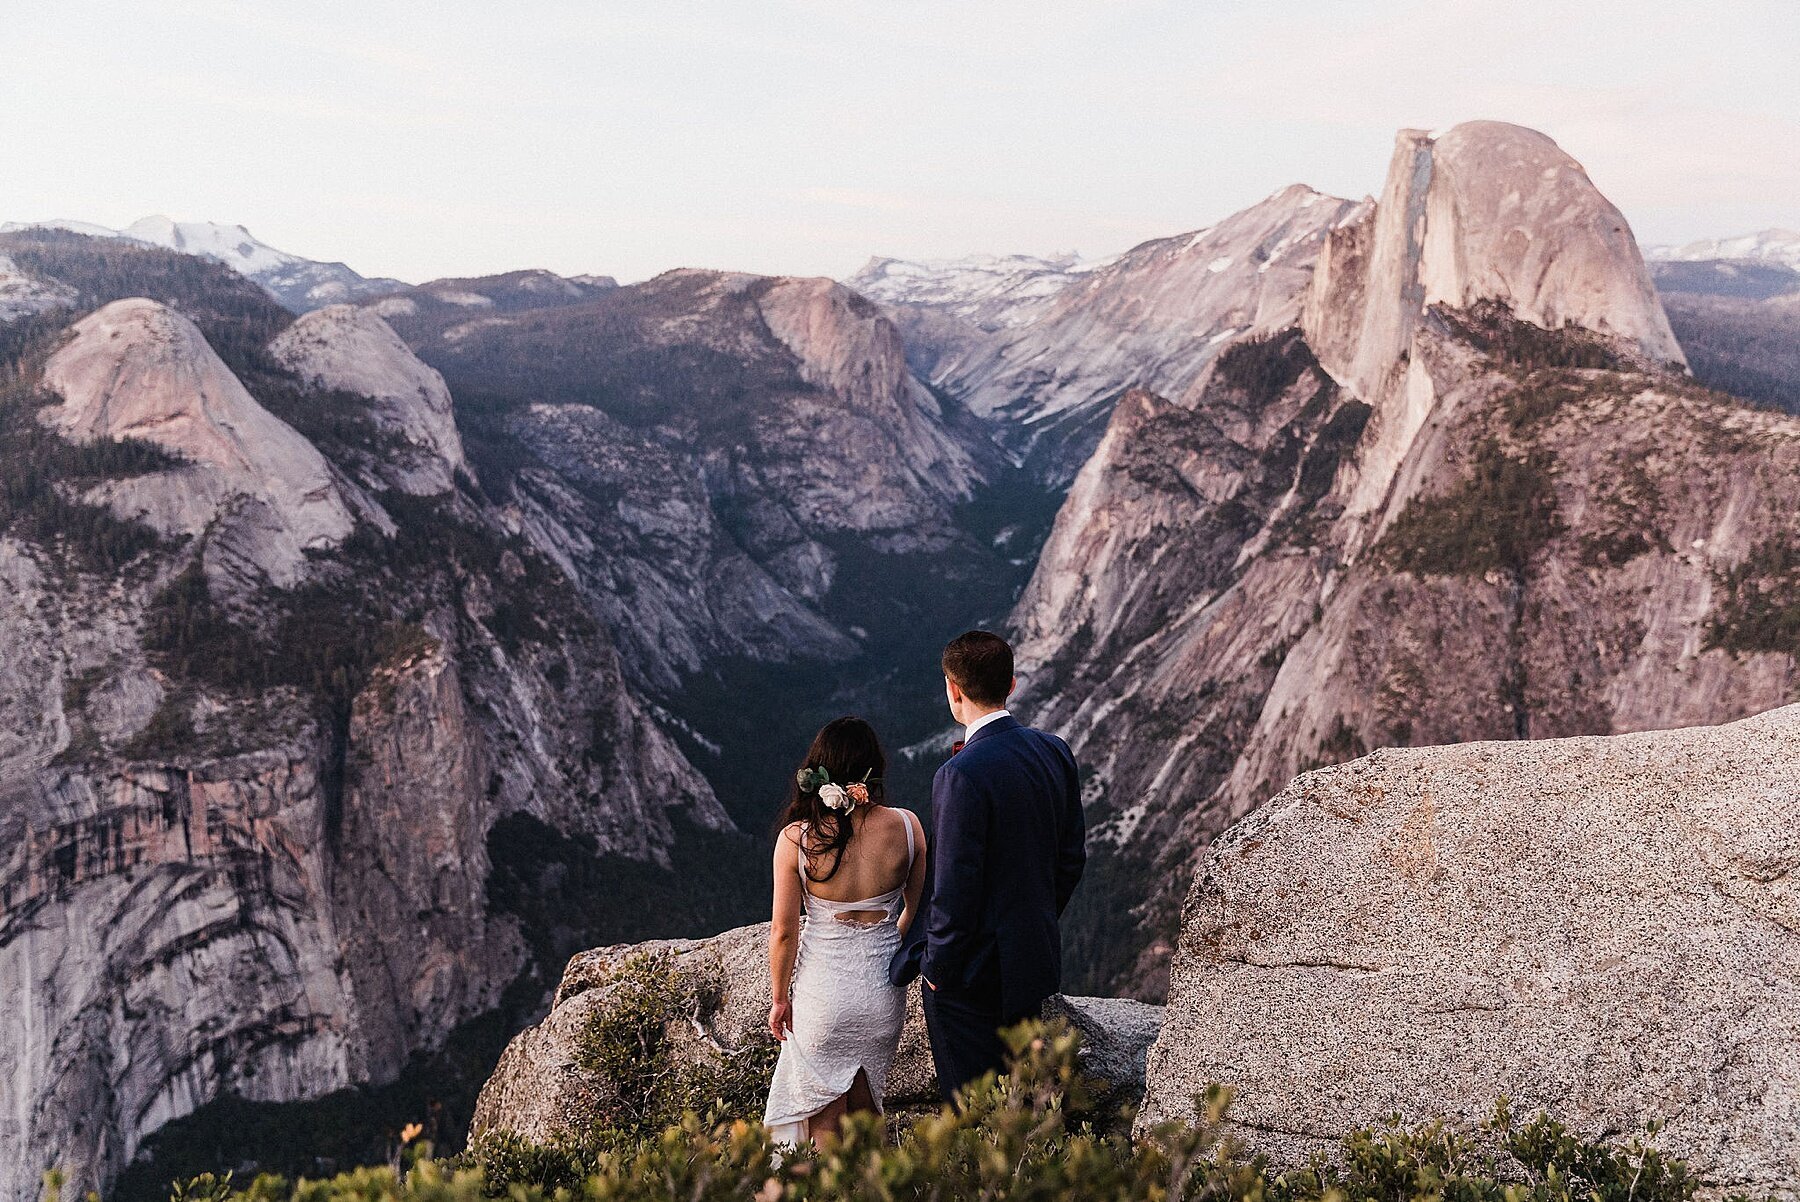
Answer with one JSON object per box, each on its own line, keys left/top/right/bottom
{"left": 269, "top": 304, "right": 468, "bottom": 495}
{"left": 40, "top": 297, "right": 355, "bottom": 585}
{"left": 876, "top": 184, "right": 1358, "bottom": 482}
{"left": 1304, "top": 121, "right": 1684, "bottom": 518}
{"left": 1014, "top": 122, "right": 1798, "bottom": 997}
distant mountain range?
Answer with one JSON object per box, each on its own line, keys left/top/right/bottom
{"left": 4, "top": 147, "right": 1800, "bottom": 1199}
{"left": 0, "top": 216, "right": 412, "bottom": 311}
{"left": 1646, "top": 227, "right": 1800, "bottom": 270}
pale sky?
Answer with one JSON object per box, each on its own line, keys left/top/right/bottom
{"left": 5, "top": 1, "right": 1797, "bottom": 284}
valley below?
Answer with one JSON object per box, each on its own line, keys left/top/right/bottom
{"left": 3, "top": 120, "right": 1798, "bottom": 1199}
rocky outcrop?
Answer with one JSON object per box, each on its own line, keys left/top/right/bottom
{"left": 40, "top": 298, "right": 355, "bottom": 585}
{"left": 269, "top": 304, "right": 468, "bottom": 494}
{"left": 755, "top": 275, "right": 984, "bottom": 517}
{"left": 1013, "top": 122, "right": 1800, "bottom": 996}
{"left": 904, "top": 185, "right": 1358, "bottom": 481}
{"left": 1139, "top": 704, "right": 1800, "bottom": 1198}
{"left": 470, "top": 923, "right": 1164, "bottom": 1141}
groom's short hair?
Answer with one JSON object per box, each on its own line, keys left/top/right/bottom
{"left": 943, "top": 630, "right": 1014, "bottom": 707}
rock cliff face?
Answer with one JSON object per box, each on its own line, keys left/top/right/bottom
{"left": 1305, "top": 122, "right": 1683, "bottom": 519}
{"left": 1140, "top": 705, "right": 1800, "bottom": 1199}
{"left": 878, "top": 186, "right": 1358, "bottom": 482}
{"left": 469, "top": 923, "right": 1164, "bottom": 1141}
{"left": 1015, "top": 122, "right": 1800, "bottom": 995}
{"left": 0, "top": 235, "right": 731, "bottom": 1201}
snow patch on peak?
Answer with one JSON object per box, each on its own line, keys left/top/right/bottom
{"left": 845, "top": 250, "right": 1110, "bottom": 321}
{"left": 1, "top": 214, "right": 407, "bottom": 312}
{"left": 1645, "top": 228, "right": 1800, "bottom": 272}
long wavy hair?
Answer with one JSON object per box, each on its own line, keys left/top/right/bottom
{"left": 777, "top": 716, "right": 888, "bottom": 883}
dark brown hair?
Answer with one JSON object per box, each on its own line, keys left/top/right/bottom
{"left": 777, "top": 716, "right": 888, "bottom": 883}
{"left": 942, "top": 630, "right": 1014, "bottom": 708}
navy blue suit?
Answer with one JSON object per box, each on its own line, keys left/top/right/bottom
{"left": 888, "top": 714, "right": 1085, "bottom": 1097}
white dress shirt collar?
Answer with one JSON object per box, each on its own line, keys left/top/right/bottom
{"left": 964, "top": 708, "right": 1011, "bottom": 742}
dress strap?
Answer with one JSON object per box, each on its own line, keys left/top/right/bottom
{"left": 902, "top": 809, "right": 917, "bottom": 873}
{"left": 796, "top": 822, "right": 810, "bottom": 895}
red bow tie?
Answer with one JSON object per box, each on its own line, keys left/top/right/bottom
{"left": 951, "top": 740, "right": 966, "bottom": 755}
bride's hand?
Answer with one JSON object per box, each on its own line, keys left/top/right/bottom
{"left": 768, "top": 998, "right": 793, "bottom": 1041}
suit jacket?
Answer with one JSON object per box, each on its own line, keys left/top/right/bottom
{"left": 888, "top": 715, "right": 1085, "bottom": 1020}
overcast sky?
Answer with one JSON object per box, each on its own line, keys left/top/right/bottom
{"left": 6, "top": 1, "right": 1797, "bottom": 284}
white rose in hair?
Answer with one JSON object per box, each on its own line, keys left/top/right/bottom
{"left": 818, "top": 783, "right": 850, "bottom": 811}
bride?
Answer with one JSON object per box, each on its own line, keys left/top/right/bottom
{"left": 763, "top": 716, "right": 927, "bottom": 1144}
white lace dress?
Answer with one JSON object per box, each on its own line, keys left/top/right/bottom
{"left": 764, "top": 813, "right": 917, "bottom": 1144}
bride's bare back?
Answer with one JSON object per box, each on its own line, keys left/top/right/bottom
{"left": 788, "top": 805, "right": 922, "bottom": 906}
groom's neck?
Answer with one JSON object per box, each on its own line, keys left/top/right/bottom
{"left": 962, "top": 703, "right": 1006, "bottom": 727}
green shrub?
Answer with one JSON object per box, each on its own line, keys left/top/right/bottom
{"left": 567, "top": 951, "right": 779, "bottom": 1143}
{"left": 1444, "top": 301, "right": 1630, "bottom": 373}
{"left": 1213, "top": 330, "right": 1322, "bottom": 403}
{"left": 152, "top": 1020, "right": 1705, "bottom": 1202}
{"left": 1706, "top": 536, "right": 1800, "bottom": 658}
{"left": 1382, "top": 439, "right": 1564, "bottom": 577}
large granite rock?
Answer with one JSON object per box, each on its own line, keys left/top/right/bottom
{"left": 471, "top": 923, "right": 1164, "bottom": 1141}
{"left": 39, "top": 297, "right": 355, "bottom": 586}
{"left": 269, "top": 303, "right": 468, "bottom": 495}
{"left": 1138, "top": 705, "right": 1800, "bottom": 1198}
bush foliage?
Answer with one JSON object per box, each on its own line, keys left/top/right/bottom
{"left": 121, "top": 1021, "right": 1704, "bottom": 1202}
{"left": 1706, "top": 536, "right": 1800, "bottom": 658}
{"left": 567, "top": 951, "right": 779, "bottom": 1143}
{"left": 1382, "top": 439, "right": 1564, "bottom": 578}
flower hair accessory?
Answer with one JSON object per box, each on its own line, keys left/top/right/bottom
{"left": 795, "top": 765, "right": 881, "bottom": 812}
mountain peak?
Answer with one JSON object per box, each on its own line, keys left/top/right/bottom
{"left": 1424, "top": 121, "right": 1681, "bottom": 363}
{"left": 1306, "top": 120, "right": 1683, "bottom": 408}
{"left": 0, "top": 215, "right": 408, "bottom": 312}
{"left": 40, "top": 297, "right": 354, "bottom": 583}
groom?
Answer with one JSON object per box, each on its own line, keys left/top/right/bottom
{"left": 890, "top": 630, "right": 1086, "bottom": 1098}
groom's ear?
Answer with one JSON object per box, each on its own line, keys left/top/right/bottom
{"left": 1008, "top": 676, "right": 1017, "bottom": 699}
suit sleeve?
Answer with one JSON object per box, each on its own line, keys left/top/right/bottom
{"left": 922, "top": 764, "right": 989, "bottom": 989}
{"left": 1053, "top": 741, "right": 1086, "bottom": 915}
